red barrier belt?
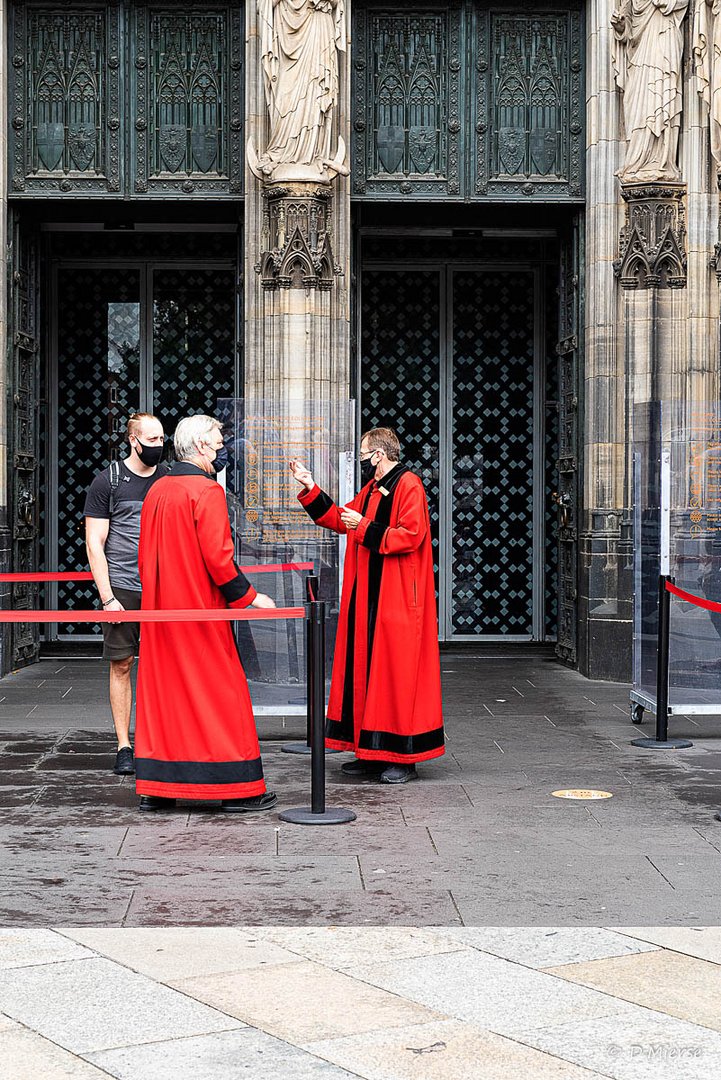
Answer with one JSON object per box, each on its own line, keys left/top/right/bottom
{"left": 0, "top": 563, "right": 313, "bottom": 583}
{"left": 0, "top": 607, "right": 305, "bottom": 624}
{"left": 665, "top": 580, "right": 721, "bottom": 613}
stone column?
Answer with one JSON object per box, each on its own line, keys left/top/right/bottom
{"left": 244, "top": 2, "right": 352, "bottom": 508}
{"left": 580, "top": 0, "right": 630, "bottom": 679}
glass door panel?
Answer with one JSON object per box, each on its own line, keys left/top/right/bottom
{"left": 54, "top": 268, "right": 141, "bottom": 632}
{"left": 151, "top": 267, "right": 236, "bottom": 429}
{"left": 450, "top": 269, "right": 537, "bottom": 637}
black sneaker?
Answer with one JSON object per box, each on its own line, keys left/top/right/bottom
{"left": 139, "top": 795, "right": 176, "bottom": 811}
{"left": 379, "top": 764, "right": 418, "bottom": 785}
{"left": 113, "top": 746, "right": 135, "bottom": 775}
{"left": 341, "top": 758, "right": 385, "bottom": 775}
{"left": 220, "top": 792, "right": 278, "bottom": 813}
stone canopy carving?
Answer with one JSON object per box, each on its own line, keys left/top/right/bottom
{"left": 611, "top": 0, "right": 689, "bottom": 183}
{"left": 614, "top": 182, "right": 687, "bottom": 287}
{"left": 693, "top": 0, "right": 721, "bottom": 174}
{"left": 248, "top": 0, "right": 348, "bottom": 184}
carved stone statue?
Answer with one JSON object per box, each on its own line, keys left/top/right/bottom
{"left": 611, "top": 0, "right": 689, "bottom": 183}
{"left": 248, "top": 0, "right": 348, "bottom": 184}
{"left": 693, "top": 0, "right": 721, "bottom": 172}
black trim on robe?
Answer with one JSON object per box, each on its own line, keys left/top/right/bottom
{"left": 365, "top": 464, "right": 408, "bottom": 677}
{"left": 219, "top": 564, "right": 253, "bottom": 603}
{"left": 135, "top": 756, "right": 264, "bottom": 784}
{"left": 168, "top": 462, "right": 216, "bottom": 480}
{"left": 361, "top": 521, "right": 387, "bottom": 553}
{"left": 357, "top": 725, "right": 445, "bottom": 756}
{"left": 305, "top": 489, "right": 335, "bottom": 522}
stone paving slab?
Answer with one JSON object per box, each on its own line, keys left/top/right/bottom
{"left": 516, "top": 1011, "right": 721, "bottom": 1080}
{"left": 0, "top": 957, "right": 242, "bottom": 1054}
{"left": 124, "top": 886, "right": 462, "bottom": 927}
{"left": 0, "top": 888, "right": 134, "bottom": 928}
{"left": 86, "top": 1027, "right": 360, "bottom": 1080}
{"left": 435, "top": 928, "right": 660, "bottom": 969}
{"left": 615, "top": 926, "right": 721, "bottom": 964}
{"left": 0, "top": 929, "right": 95, "bottom": 969}
{"left": 0, "top": 1019, "right": 113, "bottom": 1079}
{"left": 544, "top": 949, "right": 721, "bottom": 1032}
{"left": 305, "top": 1020, "right": 606, "bottom": 1080}
{"left": 174, "top": 959, "right": 443, "bottom": 1043}
{"left": 343, "top": 949, "right": 641, "bottom": 1036}
{"left": 62, "top": 927, "right": 309, "bottom": 982}
{"left": 253, "top": 927, "right": 464, "bottom": 971}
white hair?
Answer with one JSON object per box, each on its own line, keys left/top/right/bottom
{"left": 174, "top": 415, "right": 222, "bottom": 461}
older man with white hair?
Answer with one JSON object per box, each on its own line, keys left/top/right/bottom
{"left": 134, "top": 414, "right": 277, "bottom": 813}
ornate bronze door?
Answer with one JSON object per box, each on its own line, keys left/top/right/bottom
{"left": 8, "top": 211, "right": 40, "bottom": 668}
{"left": 554, "top": 215, "right": 583, "bottom": 664}
{"left": 360, "top": 259, "right": 555, "bottom": 641}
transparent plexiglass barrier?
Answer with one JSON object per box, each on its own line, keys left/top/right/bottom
{"left": 216, "top": 398, "right": 354, "bottom": 714}
{"left": 633, "top": 402, "right": 721, "bottom": 712}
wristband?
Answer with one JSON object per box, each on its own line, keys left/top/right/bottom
{"left": 102, "top": 596, "right": 116, "bottom": 607}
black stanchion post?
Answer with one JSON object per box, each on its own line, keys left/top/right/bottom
{"left": 632, "top": 574, "right": 692, "bottom": 750}
{"left": 281, "top": 575, "right": 318, "bottom": 756}
{"left": 282, "top": 573, "right": 340, "bottom": 756}
{"left": 279, "top": 595, "right": 356, "bottom": 826}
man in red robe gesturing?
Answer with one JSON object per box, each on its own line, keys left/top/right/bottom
{"left": 290, "top": 427, "right": 444, "bottom": 784}
{"left": 135, "top": 414, "right": 277, "bottom": 813}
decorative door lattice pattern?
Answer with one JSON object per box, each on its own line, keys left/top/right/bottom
{"left": 55, "top": 269, "right": 141, "bottom": 630}
{"left": 152, "top": 268, "right": 235, "bottom": 426}
{"left": 452, "top": 271, "right": 535, "bottom": 635}
{"left": 53, "top": 263, "right": 235, "bottom": 636}
{"left": 360, "top": 259, "right": 556, "bottom": 640}
{"left": 360, "top": 270, "right": 441, "bottom": 577}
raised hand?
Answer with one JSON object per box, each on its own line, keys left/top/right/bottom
{"left": 289, "top": 458, "right": 315, "bottom": 491}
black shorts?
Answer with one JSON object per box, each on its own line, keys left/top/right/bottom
{"left": 101, "top": 586, "right": 142, "bottom": 661}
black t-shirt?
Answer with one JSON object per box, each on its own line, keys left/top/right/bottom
{"left": 83, "top": 462, "right": 168, "bottom": 591}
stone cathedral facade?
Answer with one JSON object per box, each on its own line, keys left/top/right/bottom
{"left": 0, "top": 0, "right": 718, "bottom": 682}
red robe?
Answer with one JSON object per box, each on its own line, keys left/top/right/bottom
{"left": 299, "top": 464, "right": 444, "bottom": 764}
{"left": 135, "top": 463, "right": 266, "bottom": 801}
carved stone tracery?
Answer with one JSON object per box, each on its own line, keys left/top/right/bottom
{"left": 614, "top": 182, "right": 687, "bottom": 289}
{"left": 255, "top": 185, "right": 339, "bottom": 290}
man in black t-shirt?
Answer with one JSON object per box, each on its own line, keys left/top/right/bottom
{"left": 84, "top": 413, "right": 167, "bottom": 775}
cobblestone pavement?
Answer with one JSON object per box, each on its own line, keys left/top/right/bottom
{"left": 2, "top": 926, "right": 721, "bottom": 1079}
{"left": 1, "top": 654, "right": 721, "bottom": 1077}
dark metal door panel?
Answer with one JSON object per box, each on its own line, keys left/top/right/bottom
{"left": 53, "top": 267, "right": 142, "bottom": 633}
{"left": 450, "top": 269, "right": 537, "bottom": 637}
{"left": 9, "top": 213, "right": 40, "bottom": 667}
{"left": 554, "top": 217, "right": 583, "bottom": 664}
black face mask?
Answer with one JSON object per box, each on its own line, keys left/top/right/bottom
{"left": 212, "top": 446, "right": 229, "bottom": 474}
{"left": 135, "top": 441, "right": 164, "bottom": 467}
{"left": 360, "top": 455, "right": 377, "bottom": 485}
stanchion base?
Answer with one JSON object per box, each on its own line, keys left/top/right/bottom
{"left": 631, "top": 737, "right": 694, "bottom": 750}
{"left": 281, "top": 743, "right": 341, "bottom": 755}
{"left": 278, "top": 806, "right": 357, "bottom": 825}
